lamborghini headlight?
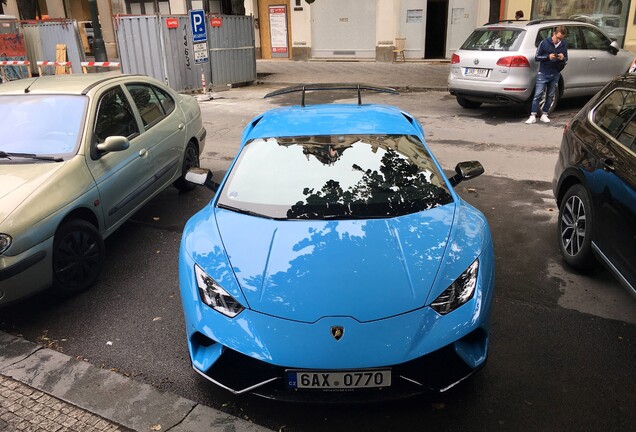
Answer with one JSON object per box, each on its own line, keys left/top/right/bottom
{"left": 0, "top": 234, "right": 11, "bottom": 255}
{"left": 431, "top": 259, "right": 479, "bottom": 315}
{"left": 195, "top": 264, "right": 245, "bottom": 317}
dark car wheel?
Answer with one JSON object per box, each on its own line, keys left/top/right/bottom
{"left": 558, "top": 184, "right": 595, "bottom": 270}
{"left": 174, "top": 141, "right": 199, "bottom": 192}
{"left": 52, "top": 220, "right": 105, "bottom": 297}
{"left": 456, "top": 96, "right": 482, "bottom": 109}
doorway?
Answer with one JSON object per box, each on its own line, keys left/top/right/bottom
{"left": 425, "top": 0, "right": 448, "bottom": 59}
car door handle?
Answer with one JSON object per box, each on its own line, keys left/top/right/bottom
{"left": 178, "top": 123, "right": 185, "bottom": 130}
{"left": 589, "top": 56, "right": 597, "bottom": 61}
{"left": 601, "top": 157, "right": 615, "bottom": 172}
{"left": 139, "top": 148, "right": 148, "bottom": 158}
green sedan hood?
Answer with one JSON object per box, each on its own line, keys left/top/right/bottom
{"left": 0, "top": 162, "right": 67, "bottom": 225}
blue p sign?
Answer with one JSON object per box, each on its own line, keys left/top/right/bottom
{"left": 190, "top": 9, "right": 207, "bottom": 43}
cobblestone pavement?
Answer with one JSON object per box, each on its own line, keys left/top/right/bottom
{"left": 0, "top": 376, "right": 130, "bottom": 432}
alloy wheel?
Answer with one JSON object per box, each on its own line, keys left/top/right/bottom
{"left": 560, "top": 194, "right": 586, "bottom": 257}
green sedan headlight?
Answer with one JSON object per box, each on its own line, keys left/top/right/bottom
{"left": 431, "top": 259, "right": 479, "bottom": 315}
{"left": 194, "top": 264, "right": 245, "bottom": 317}
{"left": 0, "top": 234, "right": 11, "bottom": 255}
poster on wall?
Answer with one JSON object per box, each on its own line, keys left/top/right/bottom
{"left": 269, "top": 6, "right": 288, "bottom": 57}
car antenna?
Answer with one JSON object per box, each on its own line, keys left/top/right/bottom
{"left": 23, "top": 76, "right": 39, "bottom": 94}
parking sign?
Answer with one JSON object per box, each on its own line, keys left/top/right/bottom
{"left": 189, "top": 9, "right": 207, "bottom": 43}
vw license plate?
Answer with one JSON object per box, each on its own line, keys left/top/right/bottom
{"left": 286, "top": 369, "right": 391, "bottom": 389}
{"left": 465, "top": 67, "right": 489, "bottom": 77}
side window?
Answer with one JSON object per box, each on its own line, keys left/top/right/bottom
{"left": 564, "top": 26, "right": 581, "bottom": 50}
{"left": 94, "top": 86, "right": 139, "bottom": 144}
{"left": 535, "top": 28, "right": 552, "bottom": 47}
{"left": 153, "top": 86, "right": 176, "bottom": 115}
{"left": 581, "top": 27, "right": 610, "bottom": 50}
{"left": 126, "top": 84, "right": 166, "bottom": 129}
{"left": 592, "top": 89, "right": 636, "bottom": 151}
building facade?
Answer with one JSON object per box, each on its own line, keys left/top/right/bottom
{"left": 3, "top": 0, "right": 634, "bottom": 61}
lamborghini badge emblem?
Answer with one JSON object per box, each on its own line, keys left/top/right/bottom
{"left": 331, "top": 326, "right": 344, "bottom": 341}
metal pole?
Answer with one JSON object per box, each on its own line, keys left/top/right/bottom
{"left": 88, "top": 0, "right": 108, "bottom": 62}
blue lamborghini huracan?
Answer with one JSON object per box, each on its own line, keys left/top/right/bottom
{"left": 179, "top": 84, "right": 495, "bottom": 401}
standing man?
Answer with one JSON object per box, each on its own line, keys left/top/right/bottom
{"left": 525, "top": 25, "right": 568, "bottom": 124}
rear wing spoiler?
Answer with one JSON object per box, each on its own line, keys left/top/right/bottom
{"left": 264, "top": 83, "right": 398, "bottom": 107}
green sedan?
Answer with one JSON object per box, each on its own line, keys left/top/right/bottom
{"left": 0, "top": 73, "right": 206, "bottom": 305}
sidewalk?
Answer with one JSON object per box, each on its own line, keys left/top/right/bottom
{"left": 254, "top": 59, "right": 451, "bottom": 90}
{"left": 0, "top": 331, "right": 269, "bottom": 432}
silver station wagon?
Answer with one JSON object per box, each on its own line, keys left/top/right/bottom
{"left": 448, "top": 19, "right": 634, "bottom": 111}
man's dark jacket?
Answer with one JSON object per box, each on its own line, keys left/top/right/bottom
{"left": 535, "top": 36, "right": 569, "bottom": 75}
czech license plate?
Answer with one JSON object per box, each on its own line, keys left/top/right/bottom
{"left": 465, "top": 67, "right": 489, "bottom": 77}
{"left": 286, "top": 369, "right": 391, "bottom": 390}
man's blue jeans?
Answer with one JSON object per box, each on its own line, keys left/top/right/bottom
{"left": 530, "top": 72, "right": 559, "bottom": 114}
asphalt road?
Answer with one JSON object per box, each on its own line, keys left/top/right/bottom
{"left": 1, "top": 90, "right": 635, "bottom": 432}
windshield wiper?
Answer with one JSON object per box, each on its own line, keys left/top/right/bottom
{"left": 0, "top": 151, "right": 63, "bottom": 162}
{"left": 217, "top": 203, "right": 276, "bottom": 219}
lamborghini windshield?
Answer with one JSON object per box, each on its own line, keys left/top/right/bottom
{"left": 217, "top": 134, "right": 453, "bottom": 220}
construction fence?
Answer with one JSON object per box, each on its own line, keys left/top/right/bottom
{"left": 0, "top": 14, "right": 256, "bottom": 92}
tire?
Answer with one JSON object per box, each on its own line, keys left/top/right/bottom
{"left": 52, "top": 220, "right": 105, "bottom": 297}
{"left": 174, "top": 141, "right": 199, "bottom": 192}
{"left": 557, "top": 184, "right": 595, "bottom": 271}
{"left": 456, "top": 96, "right": 482, "bottom": 109}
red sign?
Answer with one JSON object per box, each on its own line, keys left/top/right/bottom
{"left": 166, "top": 18, "right": 178, "bottom": 29}
{"left": 210, "top": 17, "right": 222, "bottom": 27}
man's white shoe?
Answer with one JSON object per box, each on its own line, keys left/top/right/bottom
{"left": 540, "top": 114, "right": 550, "bottom": 123}
{"left": 525, "top": 115, "right": 536, "bottom": 124}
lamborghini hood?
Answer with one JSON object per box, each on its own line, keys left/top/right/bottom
{"left": 215, "top": 204, "right": 456, "bottom": 322}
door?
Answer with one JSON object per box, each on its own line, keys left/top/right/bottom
{"left": 589, "top": 88, "right": 636, "bottom": 289}
{"left": 580, "top": 26, "right": 626, "bottom": 91}
{"left": 86, "top": 85, "right": 154, "bottom": 232}
{"left": 425, "top": 0, "right": 447, "bottom": 59}
{"left": 123, "top": 83, "right": 187, "bottom": 191}
{"left": 310, "top": 0, "right": 376, "bottom": 59}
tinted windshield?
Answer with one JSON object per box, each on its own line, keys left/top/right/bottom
{"left": 461, "top": 28, "right": 524, "bottom": 51}
{"left": 0, "top": 95, "right": 87, "bottom": 157}
{"left": 218, "top": 135, "right": 453, "bottom": 220}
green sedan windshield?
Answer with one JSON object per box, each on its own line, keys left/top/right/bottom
{"left": 0, "top": 95, "right": 88, "bottom": 157}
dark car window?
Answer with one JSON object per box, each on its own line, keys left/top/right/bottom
{"left": 536, "top": 26, "right": 581, "bottom": 49}
{"left": 593, "top": 88, "right": 636, "bottom": 151}
{"left": 94, "top": 86, "right": 139, "bottom": 143}
{"left": 460, "top": 28, "right": 524, "bottom": 51}
{"left": 126, "top": 84, "right": 168, "bottom": 129}
{"left": 217, "top": 135, "right": 453, "bottom": 220}
{"left": 581, "top": 26, "right": 611, "bottom": 50}
{"left": 153, "top": 86, "right": 176, "bottom": 115}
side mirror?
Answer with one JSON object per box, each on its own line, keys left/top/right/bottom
{"left": 449, "top": 161, "right": 484, "bottom": 187}
{"left": 609, "top": 41, "right": 619, "bottom": 55}
{"left": 96, "top": 136, "right": 130, "bottom": 153}
{"left": 185, "top": 167, "right": 219, "bottom": 191}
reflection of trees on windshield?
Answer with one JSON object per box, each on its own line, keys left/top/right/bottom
{"left": 287, "top": 147, "right": 452, "bottom": 219}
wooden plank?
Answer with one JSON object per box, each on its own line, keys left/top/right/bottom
{"left": 55, "top": 44, "right": 68, "bottom": 74}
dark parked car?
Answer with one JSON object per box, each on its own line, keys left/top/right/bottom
{"left": 553, "top": 74, "right": 636, "bottom": 298}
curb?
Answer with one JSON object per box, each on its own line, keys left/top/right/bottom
{"left": 0, "top": 331, "right": 270, "bottom": 432}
